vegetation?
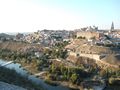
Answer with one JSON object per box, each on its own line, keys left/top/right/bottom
{"left": 0, "top": 48, "right": 48, "bottom": 71}
{"left": 0, "top": 41, "right": 120, "bottom": 89}
{"left": 99, "top": 68, "right": 120, "bottom": 79}
{"left": 109, "top": 77, "right": 120, "bottom": 85}
{"left": 39, "top": 41, "right": 68, "bottom": 60}
{"left": 99, "top": 68, "right": 120, "bottom": 89}
{"left": 104, "top": 77, "right": 120, "bottom": 90}
{"left": 47, "top": 63, "right": 92, "bottom": 84}
{"left": 44, "top": 79, "right": 58, "bottom": 86}
{"left": 77, "top": 36, "right": 85, "bottom": 39}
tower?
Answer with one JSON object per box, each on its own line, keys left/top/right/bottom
{"left": 111, "top": 22, "right": 114, "bottom": 31}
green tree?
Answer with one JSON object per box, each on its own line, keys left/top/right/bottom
{"left": 51, "top": 64, "right": 55, "bottom": 73}
{"left": 70, "top": 73, "right": 78, "bottom": 84}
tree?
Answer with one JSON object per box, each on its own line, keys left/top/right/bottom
{"left": 51, "top": 64, "right": 55, "bottom": 73}
{"left": 70, "top": 73, "right": 78, "bottom": 84}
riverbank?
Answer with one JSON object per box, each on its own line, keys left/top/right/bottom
{"left": 18, "top": 61, "right": 81, "bottom": 90}
{"left": 0, "top": 47, "right": 119, "bottom": 90}
{"left": 1, "top": 58, "right": 120, "bottom": 90}
{"left": 0, "top": 65, "right": 43, "bottom": 90}
{"left": 0, "top": 59, "right": 72, "bottom": 90}
{"left": 0, "top": 60, "right": 43, "bottom": 90}
{"left": 37, "top": 74, "right": 106, "bottom": 90}
{"left": 17, "top": 60, "right": 80, "bottom": 89}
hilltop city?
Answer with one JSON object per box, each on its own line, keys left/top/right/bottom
{"left": 0, "top": 22, "right": 120, "bottom": 90}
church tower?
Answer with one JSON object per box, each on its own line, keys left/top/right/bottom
{"left": 111, "top": 22, "right": 114, "bottom": 31}
{"left": 109, "top": 22, "right": 114, "bottom": 33}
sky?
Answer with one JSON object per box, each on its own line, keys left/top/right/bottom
{"left": 0, "top": 0, "right": 120, "bottom": 32}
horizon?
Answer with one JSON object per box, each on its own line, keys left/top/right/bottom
{"left": 1, "top": 28, "right": 120, "bottom": 35}
{"left": 0, "top": 0, "right": 120, "bottom": 32}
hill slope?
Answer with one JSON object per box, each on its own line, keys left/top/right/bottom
{"left": 0, "top": 41, "right": 43, "bottom": 52}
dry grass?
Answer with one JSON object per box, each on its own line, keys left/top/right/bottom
{"left": 0, "top": 41, "right": 43, "bottom": 52}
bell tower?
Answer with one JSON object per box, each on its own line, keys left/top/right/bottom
{"left": 111, "top": 22, "right": 114, "bottom": 31}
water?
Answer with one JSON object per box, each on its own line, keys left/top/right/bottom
{"left": 0, "top": 59, "right": 69, "bottom": 90}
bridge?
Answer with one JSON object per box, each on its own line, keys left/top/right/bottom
{"left": 0, "top": 61, "right": 14, "bottom": 67}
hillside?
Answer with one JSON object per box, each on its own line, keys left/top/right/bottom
{"left": 0, "top": 41, "right": 43, "bottom": 52}
{"left": 67, "top": 54, "right": 119, "bottom": 69}
{"left": 101, "top": 54, "right": 120, "bottom": 65}
{"left": 66, "top": 39, "right": 120, "bottom": 68}
{"left": 0, "top": 33, "right": 15, "bottom": 38}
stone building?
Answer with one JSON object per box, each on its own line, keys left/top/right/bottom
{"left": 76, "top": 31, "right": 104, "bottom": 40}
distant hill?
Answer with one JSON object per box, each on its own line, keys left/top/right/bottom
{"left": 0, "top": 33, "right": 15, "bottom": 38}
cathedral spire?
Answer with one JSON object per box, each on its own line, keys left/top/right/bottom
{"left": 111, "top": 22, "right": 114, "bottom": 31}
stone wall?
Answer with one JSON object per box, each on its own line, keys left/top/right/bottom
{"left": 79, "top": 54, "right": 105, "bottom": 60}
{"left": 76, "top": 31, "right": 103, "bottom": 39}
{"left": 69, "top": 51, "right": 76, "bottom": 56}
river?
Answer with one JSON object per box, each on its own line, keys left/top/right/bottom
{"left": 0, "top": 59, "right": 69, "bottom": 90}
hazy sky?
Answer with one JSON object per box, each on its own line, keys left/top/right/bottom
{"left": 0, "top": 0, "right": 119, "bottom": 32}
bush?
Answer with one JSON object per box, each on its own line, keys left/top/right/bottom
{"left": 109, "top": 77, "right": 120, "bottom": 85}
{"left": 70, "top": 73, "right": 78, "bottom": 84}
